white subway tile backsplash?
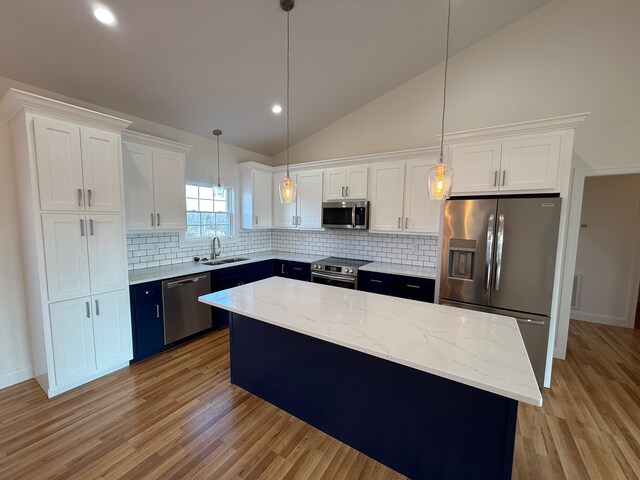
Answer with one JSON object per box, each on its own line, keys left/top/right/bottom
{"left": 126, "top": 228, "right": 439, "bottom": 270}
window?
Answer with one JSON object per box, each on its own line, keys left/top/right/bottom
{"left": 185, "top": 183, "right": 232, "bottom": 239}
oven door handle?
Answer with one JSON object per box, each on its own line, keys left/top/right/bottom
{"left": 351, "top": 205, "right": 356, "bottom": 228}
{"left": 311, "top": 272, "right": 357, "bottom": 283}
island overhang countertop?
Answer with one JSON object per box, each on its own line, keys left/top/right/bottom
{"left": 199, "top": 276, "right": 542, "bottom": 406}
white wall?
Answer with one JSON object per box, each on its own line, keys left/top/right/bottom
{"left": 271, "top": 0, "right": 640, "bottom": 170}
{"left": 0, "top": 75, "right": 270, "bottom": 388}
{"left": 572, "top": 174, "right": 640, "bottom": 326}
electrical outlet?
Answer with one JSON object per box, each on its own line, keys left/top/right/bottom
{"left": 412, "top": 239, "right": 420, "bottom": 252}
{"left": 150, "top": 244, "right": 160, "bottom": 255}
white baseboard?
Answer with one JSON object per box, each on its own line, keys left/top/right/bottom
{"left": 571, "top": 309, "right": 629, "bottom": 327}
{"left": 0, "top": 365, "right": 34, "bottom": 389}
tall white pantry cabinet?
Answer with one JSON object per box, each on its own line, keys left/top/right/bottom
{"left": 0, "top": 89, "right": 133, "bottom": 397}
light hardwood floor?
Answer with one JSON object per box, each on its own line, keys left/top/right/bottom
{"left": 1, "top": 319, "right": 639, "bottom": 479}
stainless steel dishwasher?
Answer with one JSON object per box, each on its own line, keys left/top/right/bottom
{"left": 162, "top": 273, "right": 212, "bottom": 345}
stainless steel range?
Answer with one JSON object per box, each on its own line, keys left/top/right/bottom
{"left": 311, "top": 257, "right": 371, "bottom": 290}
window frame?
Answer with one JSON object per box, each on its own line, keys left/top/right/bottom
{"left": 179, "top": 181, "right": 236, "bottom": 248}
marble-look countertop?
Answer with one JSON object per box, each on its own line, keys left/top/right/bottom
{"left": 199, "top": 277, "right": 542, "bottom": 406}
{"left": 359, "top": 262, "right": 437, "bottom": 279}
{"left": 128, "top": 251, "right": 325, "bottom": 285}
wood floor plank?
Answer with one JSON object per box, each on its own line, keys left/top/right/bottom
{"left": 1, "top": 319, "right": 640, "bottom": 479}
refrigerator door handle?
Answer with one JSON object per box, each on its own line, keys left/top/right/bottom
{"left": 495, "top": 214, "right": 505, "bottom": 291}
{"left": 485, "top": 214, "right": 495, "bottom": 290}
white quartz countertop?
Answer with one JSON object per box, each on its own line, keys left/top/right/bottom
{"left": 128, "top": 251, "right": 325, "bottom": 285}
{"left": 359, "top": 262, "right": 437, "bottom": 279}
{"left": 199, "top": 277, "right": 542, "bottom": 406}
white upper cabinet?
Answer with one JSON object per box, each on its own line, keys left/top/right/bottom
{"left": 152, "top": 150, "right": 186, "bottom": 231}
{"left": 122, "top": 131, "right": 191, "bottom": 232}
{"left": 241, "top": 166, "right": 273, "bottom": 229}
{"left": 499, "top": 135, "right": 561, "bottom": 191}
{"left": 33, "top": 117, "right": 122, "bottom": 212}
{"left": 403, "top": 159, "right": 441, "bottom": 234}
{"left": 446, "top": 124, "right": 574, "bottom": 196}
{"left": 296, "top": 170, "right": 323, "bottom": 229}
{"left": 92, "top": 289, "right": 132, "bottom": 371}
{"left": 370, "top": 159, "right": 441, "bottom": 235}
{"left": 80, "top": 127, "right": 122, "bottom": 212}
{"left": 323, "top": 165, "right": 368, "bottom": 201}
{"left": 42, "top": 213, "right": 91, "bottom": 301}
{"left": 273, "top": 169, "right": 323, "bottom": 230}
{"left": 449, "top": 143, "right": 502, "bottom": 194}
{"left": 87, "top": 214, "right": 128, "bottom": 294}
{"left": 369, "top": 162, "right": 406, "bottom": 232}
{"left": 33, "top": 117, "right": 84, "bottom": 212}
{"left": 121, "top": 142, "right": 155, "bottom": 231}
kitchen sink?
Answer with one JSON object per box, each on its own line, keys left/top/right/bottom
{"left": 202, "top": 257, "right": 249, "bottom": 266}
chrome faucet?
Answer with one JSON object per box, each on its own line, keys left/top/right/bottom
{"left": 212, "top": 236, "right": 222, "bottom": 259}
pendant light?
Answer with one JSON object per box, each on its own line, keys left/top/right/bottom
{"left": 278, "top": 0, "right": 297, "bottom": 204}
{"left": 427, "top": 0, "right": 455, "bottom": 200}
{"left": 212, "top": 129, "right": 224, "bottom": 196}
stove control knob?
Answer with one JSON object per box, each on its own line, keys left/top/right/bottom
{"left": 345, "top": 268, "right": 352, "bottom": 274}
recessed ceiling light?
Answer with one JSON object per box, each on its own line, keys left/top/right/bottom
{"left": 272, "top": 104, "right": 283, "bottom": 114}
{"left": 93, "top": 7, "right": 117, "bottom": 26}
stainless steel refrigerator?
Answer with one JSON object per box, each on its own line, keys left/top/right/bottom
{"left": 439, "top": 196, "right": 561, "bottom": 387}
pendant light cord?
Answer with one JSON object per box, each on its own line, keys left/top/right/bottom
{"left": 216, "top": 134, "right": 221, "bottom": 187}
{"left": 439, "top": 0, "right": 451, "bottom": 164}
{"left": 286, "top": 8, "right": 291, "bottom": 177}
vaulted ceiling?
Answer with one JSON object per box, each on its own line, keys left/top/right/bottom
{"left": 0, "top": 0, "right": 550, "bottom": 155}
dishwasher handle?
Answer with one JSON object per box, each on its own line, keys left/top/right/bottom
{"left": 166, "top": 275, "right": 209, "bottom": 289}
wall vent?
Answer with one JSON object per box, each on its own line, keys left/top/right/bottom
{"left": 571, "top": 274, "right": 583, "bottom": 309}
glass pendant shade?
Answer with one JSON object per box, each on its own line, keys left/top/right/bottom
{"left": 213, "top": 183, "right": 225, "bottom": 197}
{"left": 278, "top": 174, "right": 297, "bottom": 204}
{"left": 427, "top": 162, "right": 454, "bottom": 200}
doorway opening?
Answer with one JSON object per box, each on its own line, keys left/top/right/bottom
{"left": 570, "top": 174, "right": 640, "bottom": 329}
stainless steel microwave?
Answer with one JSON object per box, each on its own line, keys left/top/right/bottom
{"left": 321, "top": 201, "right": 369, "bottom": 229}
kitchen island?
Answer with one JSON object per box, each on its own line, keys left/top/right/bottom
{"left": 199, "top": 277, "right": 541, "bottom": 480}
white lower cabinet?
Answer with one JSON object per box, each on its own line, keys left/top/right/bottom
{"left": 49, "top": 297, "right": 97, "bottom": 387}
{"left": 272, "top": 170, "right": 323, "bottom": 229}
{"left": 369, "top": 159, "right": 441, "bottom": 234}
{"left": 93, "top": 290, "right": 133, "bottom": 371}
{"left": 49, "top": 289, "right": 132, "bottom": 390}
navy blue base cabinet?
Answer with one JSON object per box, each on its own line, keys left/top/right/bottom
{"left": 274, "top": 259, "right": 311, "bottom": 281}
{"left": 130, "top": 281, "right": 164, "bottom": 363}
{"left": 359, "top": 271, "right": 435, "bottom": 303}
{"left": 209, "top": 260, "right": 274, "bottom": 329}
{"left": 230, "top": 313, "right": 518, "bottom": 480}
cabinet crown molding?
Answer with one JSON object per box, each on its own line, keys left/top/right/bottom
{"left": 438, "top": 113, "right": 590, "bottom": 144}
{"left": 0, "top": 88, "right": 131, "bottom": 132}
{"left": 122, "top": 130, "right": 193, "bottom": 154}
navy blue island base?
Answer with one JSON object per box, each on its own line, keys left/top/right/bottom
{"left": 229, "top": 312, "right": 518, "bottom": 480}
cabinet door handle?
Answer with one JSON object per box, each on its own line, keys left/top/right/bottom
{"left": 255, "top": 215, "right": 258, "bottom": 225}
{"left": 281, "top": 264, "right": 285, "bottom": 274}
{"left": 370, "top": 279, "right": 383, "bottom": 283}
{"left": 493, "top": 170, "right": 498, "bottom": 187}
{"left": 80, "top": 219, "right": 85, "bottom": 236}
{"left": 405, "top": 218, "right": 409, "bottom": 229}
{"left": 85, "top": 301, "right": 90, "bottom": 318}
{"left": 151, "top": 213, "right": 155, "bottom": 227}
{"left": 297, "top": 216, "right": 301, "bottom": 225}
{"left": 346, "top": 186, "right": 349, "bottom": 197}
{"left": 341, "top": 186, "right": 345, "bottom": 197}
{"left": 89, "top": 219, "right": 95, "bottom": 236}
{"left": 87, "top": 189, "right": 93, "bottom": 207}
{"left": 293, "top": 267, "right": 302, "bottom": 271}
{"left": 95, "top": 299, "right": 100, "bottom": 316}
{"left": 77, "top": 188, "right": 83, "bottom": 207}
{"left": 501, "top": 170, "right": 506, "bottom": 186}
{"left": 292, "top": 216, "right": 296, "bottom": 226}
{"left": 406, "top": 284, "right": 421, "bottom": 289}
{"left": 397, "top": 217, "right": 401, "bottom": 229}
{"left": 157, "top": 213, "right": 160, "bottom": 227}
{"left": 156, "top": 305, "right": 160, "bottom": 318}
